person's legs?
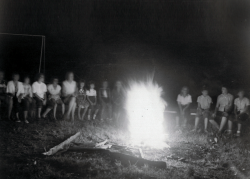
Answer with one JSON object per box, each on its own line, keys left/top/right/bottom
{"left": 78, "top": 106, "right": 81, "bottom": 120}
{"left": 66, "top": 97, "right": 76, "bottom": 119}
{"left": 218, "top": 117, "right": 227, "bottom": 133}
{"left": 82, "top": 106, "right": 88, "bottom": 120}
{"left": 71, "top": 102, "right": 76, "bottom": 121}
{"left": 236, "top": 123, "right": 242, "bottom": 136}
{"left": 100, "top": 102, "right": 106, "bottom": 120}
{"left": 204, "top": 118, "right": 208, "bottom": 132}
{"left": 193, "top": 117, "right": 200, "bottom": 131}
{"left": 22, "top": 98, "right": 30, "bottom": 123}
{"left": 209, "top": 119, "right": 220, "bottom": 130}
{"left": 53, "top": 104, "right": 57, "bottom": 120}
{"left": 15, "top": 112, "right": 21, "bottom": 122}
{"left": 61, "top": 103, "right": 65, "bottom": 115}
{"left": 93, "top": 108, "right": 99, "bottom": 119}
{"left": 7, "top": 97, "right": 13, "bottom": 120}
{"left": 88, "top": 107, "right": 92, "bottom": 120}
{"left": 227, "top": 120, "right": 233, "bottom": 134}
{"left": 108, "top": 103, "right": 112, "bottom": 119}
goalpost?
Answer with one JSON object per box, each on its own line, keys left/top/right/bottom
{"left": 0, "top": 33, "right": 46, "bottom": 73}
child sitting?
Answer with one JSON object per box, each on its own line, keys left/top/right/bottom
{"left": 86, "top": 81, "right": 99, "bottom": 120}
{"left": 6, "top": 73, "right": 25, "bottom": 122}
{"left": 76, "top": 80, "right": 89, "bottom": 120}
{"left": 192, "top": 88, "right": 212, "bottom": 133}
{"left": 227, "top": 90, "right": 249, "bottom": 137}
{"left": 22, "top": 76, "right": 35, "bottom": 122}
{"left": 32, "top": 73, "right": 47, "bottom": 119}
{"left": 175, "top": 86, "right": 192, "bottom": 128}
{"left": 42, "top": 77, "right": 65, "bottom": 120}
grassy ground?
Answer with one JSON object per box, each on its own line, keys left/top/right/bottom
{"left": 1, "top": 114, "right": 250, "bottom": 179}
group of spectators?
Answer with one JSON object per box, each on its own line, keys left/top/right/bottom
{"left": 176, "top": 86, "right": 249, "bottom": 137}
{"left": 0, "top": 70, "right": 124, "bottom": 123}
{"left": 0, "top": 69, "right": 249, "bottom": 137}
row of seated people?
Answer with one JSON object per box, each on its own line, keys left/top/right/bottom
{"left": 0, "top": 71, "right": 124, "bottom": 123}
{"left": 175, "top": 86, "right": 250, "bottom": 137}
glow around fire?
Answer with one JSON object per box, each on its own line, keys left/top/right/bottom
{"left": 126, "top": 79, "right": 168, "bottom": 149}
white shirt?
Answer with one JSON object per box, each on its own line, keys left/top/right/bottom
{"left": 197, "top": 95, "right": 212, "bottom": 109}
{"left": 6, "top": 81, "right": 24, "bottom": 97}
{"left": 217, "top": 93, "right": 233, "bottom": 112}
{"left": 177, "top": 94, "right": 192, "bottom": 105}
{"left": 86, "top": 89, "right": 97, "bottom": 96}
{"left": 62, "top": 80, "right": 76, "bottom": 96}
{"left": 23, "top": 84, "right": 33, "bottom": 98}
{"left": 47, "top": 84, "right": 61, "bottom": 100}
{"left": 234, "top": 97, "right": 250, "bottom": 112}
{"left": 32, "top": 81, "right": 47, "bottom": 99}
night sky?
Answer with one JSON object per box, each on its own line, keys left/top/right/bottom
{"left": 0, "top": 0, "right": 250, "bottom": 102}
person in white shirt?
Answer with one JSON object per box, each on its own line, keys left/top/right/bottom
{"left": 209, "top": 86, "right": 233, "bottom": 136}
{"left": 62, "top": 72, "right": 77, "bottom": 121}
{"left": 42, "top": 77, "right": 65, "bottom": 120}
{"left": 176, "top": 86, "right": 192, "bottom": 128}
{"left": 99, "top": 80, "right": 112, "bottom": 121}
{"left": 86, "top": 81, "right": 99, "bottom": 120}
{"left": 227, "top": 90, "right": 249, "bottom": 137}
{"left": 32, "top": 73, "right": 47, "bottom": 119}
{"left": 6, "top": 73, "right": 25, "bottom": 122}
{"left": 192, "top": 88, "right": 212, "bottom": 133}
{"left": 22, "top": 76, "right": 35, "bottom": 122}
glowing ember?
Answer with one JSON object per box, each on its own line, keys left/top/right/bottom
{"left": 126, "top": 79, "right": 169, "bottom": 149}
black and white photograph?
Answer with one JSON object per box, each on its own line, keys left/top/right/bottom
{"left": 0, "top": 0, "right": 250, "bottom": 178}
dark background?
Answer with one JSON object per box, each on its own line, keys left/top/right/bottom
{"left": 0, "top": 0, "right": 250, "bottom": 105}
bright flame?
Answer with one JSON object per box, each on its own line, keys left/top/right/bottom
{"left": 126, "top": 79, "right": 168, "bottom": 149}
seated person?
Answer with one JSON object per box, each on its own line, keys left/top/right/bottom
{"left": 6, "top": 73, "right": 25, "bottom": 122}
{"left": 209, "top": 86, "right": 233, "bottom": 136}
{"left": 192, "top": 88, "right": 212, "bottom": 133}
{"left": 42, "top": 77, "right": 65, "bottom": 120}
{"left": 32, "top": 73, "right": 47, "bottom": 119}
{"left": 86, "top": 81, "right": 99, "bottom": 120}
{"left": 22, "top": 76, "right": 35, "bottom": 123}
{"left": 99, "top": 80, "right": 112, "bottom": 121}
{"left": 175, "top": 86, "right": 192, "bottom": 128}
{"left": 62, "top": 72, "right": 77, "bottom": 121}
{"left": 0, "top": 70, "right": 7, "bottom": 120}
{"left": 227, "top": 90, "right": 249, "bottom": 137}
{"left": 76, "top": 79, "right": 89, "bottom": 120}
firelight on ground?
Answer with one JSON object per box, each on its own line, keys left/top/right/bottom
{"left": 126, "top": 79, "right": 169, "bottom": 149}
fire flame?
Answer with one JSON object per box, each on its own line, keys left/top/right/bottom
{"left": 126, "top": 79, "right": 168, "bottom": 149}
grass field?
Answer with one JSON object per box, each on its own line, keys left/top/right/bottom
{"left": 1, "top": 114, "right": 250, "bottom": 179}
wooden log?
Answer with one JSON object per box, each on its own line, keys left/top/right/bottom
{"left": 67, "top": 146, "right": 166, "bottom": 169}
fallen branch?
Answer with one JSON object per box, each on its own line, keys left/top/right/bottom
{"left": 43, "top": 132, "right": 81, "bottom": 156}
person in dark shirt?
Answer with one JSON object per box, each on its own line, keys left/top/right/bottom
{"left": 0, "top": 70, "right": 7, "bottom": 120}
